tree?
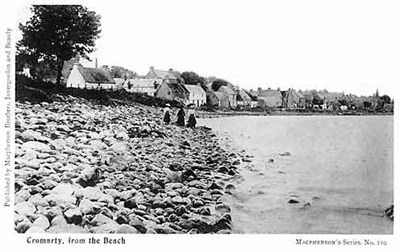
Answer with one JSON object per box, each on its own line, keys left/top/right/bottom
{"left": 380, "top": 95, "right": 391, "bottom": 105}
{"left": 17, "top": 5, "right": 101, "bottom": 84}
{"left": 181, "top": 71, "right": 205, "bottom": 85}
{"left": 211, "top": 79, "right": 229, "bottom": 91}
{"left": 109, "top": 66, "right": 136, "bottom": 79}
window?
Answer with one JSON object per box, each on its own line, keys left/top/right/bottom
{"left": 168, "top": 91, "right": 171, "bottom": 95}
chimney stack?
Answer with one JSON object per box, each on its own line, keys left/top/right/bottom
{"left": 95, "top": 58, "right": 98, "bottom": 68}
{"left": 169, "top": 68, "right": 174, "bottom": 73}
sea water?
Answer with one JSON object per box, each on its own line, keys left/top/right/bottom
{"left": 199, "top": 115, "right": 393, "bottom": 234}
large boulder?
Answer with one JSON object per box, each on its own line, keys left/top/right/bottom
{"left": 64, "top": 208, "right": 83, "bottom": 225}
{"left": 15, "top": 202, "right": 36, "bottom": 218}
{"left": 22, "top": 141, "right": 51, "bottom": 152}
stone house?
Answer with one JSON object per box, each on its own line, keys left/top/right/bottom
{"left": 257, "top": 88, "right": 283, "bottom": 108}
{"left": 214, "top": 92, "right": 231, "bottom": 108}
{"left": 236, "top": 89, "right": 253, "bottom": 107}
{"left": 66, "top": 63, "right": 116, "bottom": 90}
{"left": 282, "top": 88, "right": 306, "bottom": 108}
{"left": 322, "top": 91, "right": 345, "bottom": 110}
{"left": 246, "top": 92, "right": 258, "bottom": 108}
{"left": 217, "top": 86, "right": 237, "bottom": 108}
{"left": 300, "top": 91, "right": 314, "bottom": 108}
{"left": 155, "top": 82, "right": 189, "bottom": 104}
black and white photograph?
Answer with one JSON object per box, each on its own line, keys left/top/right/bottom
{"left": 0, "top": 0, "right": 398, "bottom": 250}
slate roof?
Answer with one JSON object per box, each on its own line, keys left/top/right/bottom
{"left": 297, "top": 91, "right": 305, "bottom": 99}
{"left": 167, "top": 83, "right": 189, "bottom": 94}
{"left": 237, "top": 89, "right": 252, "bottom": 101}
{"left": 183, "top": 84, "right": 206, "bottom": 96}
{"left": 127, "top": 78, "right": 161, "bottom": 88}
{"left": 245, "top": 91, "right": 258, "bottom": 101}
{"left": 148, "top": 68, "right": 181, "bottom": 80}
{"left": 217, "top": 86, "right": 235, "bottom": 95}
{"left": 258, "top": 89, "right": 282, "bottom": 99}
{"left": 324, "top": 92, "right": 344, "bottom": 101}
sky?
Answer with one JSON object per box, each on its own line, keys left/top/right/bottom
{"left": 14, "top": 0, "right": 400, "bottom": 96}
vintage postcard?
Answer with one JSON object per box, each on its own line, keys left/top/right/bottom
{"left": 0, "top": 0, "right": 398, "bottom": 251}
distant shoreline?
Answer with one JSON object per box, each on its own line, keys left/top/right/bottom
{"left": 197, "top": 110, "right": 394, "bottom": 119}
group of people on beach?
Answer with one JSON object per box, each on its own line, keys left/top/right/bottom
{"left": 162, "top": 104, "right": 197, "bottom": 128}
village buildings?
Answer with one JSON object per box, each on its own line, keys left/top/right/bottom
{"left": 236, "top": 89, "right": 254, "bottom": 107}
{"left": 145, "top": 66, "right": 184, "bottom": 83}
{"left": 282, "top": 88, "right": 306, "bottom": 108}
{"left": 62, "top": 62, "right": 389, "bottom": 112}
{"left": 124, "top": 78, "right": 162, "bottom": 96}
{"left": 320, "top": 90, "right": 345, "bottom": 110}
{"left": 183, "top": 84, "right": 206, "bottom": 106}
{"left": 257, "top": 88, "right": 283, "bottom": 108}
{"left": 216, "top": 86, "right": 237, "bottom": 108}
{"left": 155, "top": 82, "right": 189, "bottom": 104}
{"left": 66, "top": 63, "right": 116, "bottom": 90}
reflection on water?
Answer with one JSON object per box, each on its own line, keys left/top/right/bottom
{"left": 199, "top": 116, "right": 393, "bottom": 234}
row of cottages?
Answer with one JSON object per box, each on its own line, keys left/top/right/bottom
{"left": 66, "top": 63, "right": 116, "bottom": 90}
{"left": 144, "top": 67, "right": 206, "bottom": 106}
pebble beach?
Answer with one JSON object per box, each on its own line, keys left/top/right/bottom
{"left": 14, "top": 94, "right": 247, "bottom": 234}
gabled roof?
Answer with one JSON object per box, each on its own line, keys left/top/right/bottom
{"left": 245, "top": 91, "right": 258, "bottom": 101}
{"left": 217, "top": 85, "right": 235, "bottom": 95}
{"left": 166, "top": 83, "right": 189, "bottom": 94}
{"left": 78, "top": 67, "right": 115, "bottom": 84}
{"left": 314, "top": 93, "right": 325, "bottom": 100}
{"left": 127, "top": 78, "right": 161, "bottom": 87}
{"left": 237, "top": 89, "right": 252, "bottom": 101}
{"left": 297, "top": 91, "right": 305, "bottom": 99}
{"left": 183, "top": 84, "right": 206, "bottom": 95}
{"left": 300, "top": 91, "right": 314, "bottom": 101}
{"left": 324, "top": 92, "right": 344, "bottom": 101}
{"left": 214, "top": 91, "right": 227, "bottom": 100}
{"left": 258, "top": 89, "right": 282, "bottom": 98}
{"left": 154, "top": 69, "right": 178, "bottom": 79}
{"left": 284, "top": 89, "right": 305, "bottom": 99}
{"left": 147, "top": 67, "right": 181, "bottom": 80}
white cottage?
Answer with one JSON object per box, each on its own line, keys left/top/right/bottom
{"left": 66, "top": 63, "right": 116, "bottom": 90}
{"left": 124, "top": 78, "right": 162, "bottom": 96}
{"left": 183, "top": 84, "right": 206, "bottom": 107}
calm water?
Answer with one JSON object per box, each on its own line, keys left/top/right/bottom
{"left": 199, "top": 116, "right": 393, "bottom": 234}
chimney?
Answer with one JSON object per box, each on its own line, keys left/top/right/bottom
{"left": 95, "top": 58, "right": 98, "bottom": 68}
{"left": 150, "top": 66, "right": 154, "bottom": 72}
{"left": 257, "top": 87, "right": 262, "bottom": 92}
{"left": 169, "top": 68, "right": 174, "bottom": 73}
